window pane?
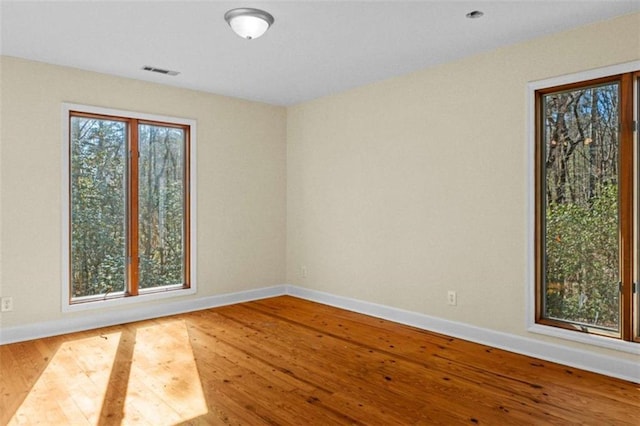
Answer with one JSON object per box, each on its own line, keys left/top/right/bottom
{"left": 70, "top": 117, "right": 127, "bottom": 298}
{"left": 138, "top": 124, "right": 186, "bottom": 289}
{"left": 542, "top": 83, "right": 620, "bottom": 331}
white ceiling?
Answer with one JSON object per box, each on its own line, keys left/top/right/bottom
{"left": 2, "top": 1, "right": 639, "bottom": 106}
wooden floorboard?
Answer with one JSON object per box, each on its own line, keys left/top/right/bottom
{"left": 1, "top": 295, "right": 638, "bottom": 425}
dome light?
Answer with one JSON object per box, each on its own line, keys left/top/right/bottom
{"left": 224, "top": 8, "right": 275, "bottom": 40}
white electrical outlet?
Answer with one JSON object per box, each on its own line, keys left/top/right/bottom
{"left": 1, "top": 297, "right": 13, "bottom": 312}
{"left": 301, "top": 265, "right": 307, "bottom": 278}
{"left": 447, "top": 291, "right": 457, "bottom": 306}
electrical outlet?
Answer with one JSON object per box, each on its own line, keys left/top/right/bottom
{"left": 447, "top": 291, "right": 457, "bottom": 306}
{"left": 301, "top": 265, "right": 307, "bottom": 278}
{"left": 1, "top": 297, "right": 13, "bottom": 312}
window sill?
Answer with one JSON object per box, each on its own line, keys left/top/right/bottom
{"left": 527, "top": 323, "right": 640, "bottom": 355}
{"left": 62, "top": 286, "right": 196, "bottom": 313}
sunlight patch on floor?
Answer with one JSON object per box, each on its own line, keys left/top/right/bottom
{"left": 9, "top": 332, "right": 121, "bottom": 425}
{"left": 122, "top": 319, "right": 208, "bottom": 424}
{"left": 8, "top": 319, "right": 207, "bottom": 425}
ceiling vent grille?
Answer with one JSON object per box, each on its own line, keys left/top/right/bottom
{"left": 142, "top": 66, "right": 180, "bottom": 76}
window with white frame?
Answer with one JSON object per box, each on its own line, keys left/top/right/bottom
{"left": 532, "top": 67, "right": 639, "bottom": 344}
{"left": 63, "top": 104, "right": 196, "bottom": 309}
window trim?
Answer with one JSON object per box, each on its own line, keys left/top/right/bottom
{"left": 635, "top": 70, "right": 640, "bottom": 343}
{"left": 526, "top": 61, "right": 640, "bottom": 354}
{"left": 61, "top": 103, "right": 197, "bottom": 312}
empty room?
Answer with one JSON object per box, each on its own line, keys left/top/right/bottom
{"left": 1, "top": 1, "right": 639, "bottom": 424}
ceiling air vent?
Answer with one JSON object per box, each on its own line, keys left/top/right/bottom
{"left": 142, "top": 66, "right": 180, "bottom": 76}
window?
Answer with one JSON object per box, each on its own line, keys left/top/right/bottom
{"left": 63, "top": 104, "right": 196, "bottom": 308}
{"left": 533, "top": 67, "right": 639, "bottom": 344}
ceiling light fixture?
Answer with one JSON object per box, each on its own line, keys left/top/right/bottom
{"left": 466, "top": 10, "right": 484, "bottom": 19}
{"left": 224, "top": 8, "right": 274, "bottom": 40}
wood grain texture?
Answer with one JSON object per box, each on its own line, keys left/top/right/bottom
{"left": 1, "top": 296, "right": 638, "bottom": 425}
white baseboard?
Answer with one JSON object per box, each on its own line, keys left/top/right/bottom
{"left": 0, "top": 285, "right": 287, "bottom": 345}
{"left": 1, "top": 284, "right": 637, "bottom": 383}
{"left": 284, "top": 285, "right": 640, "bottom": 384}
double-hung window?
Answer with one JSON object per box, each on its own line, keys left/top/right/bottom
{"left": 532, "top": 64, "right": 639, "bottom": 345}
{"left": 63, "top": 104, "right": 196, "bottom": 309}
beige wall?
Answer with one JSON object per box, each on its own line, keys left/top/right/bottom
{"left": 286, "top": 13, "right": 640, "bottom": 362}
{"left": 0, "top": 56, "right": 287, "bottom": 326}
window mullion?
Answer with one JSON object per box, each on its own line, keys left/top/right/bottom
{"left": 128, "top": 119, "right": 140, "bottom": 296}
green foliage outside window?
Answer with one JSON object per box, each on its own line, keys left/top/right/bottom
{"left": 542, "top": 82, "right": 620, "bottom": 331}
{"left": 70, "top": 116, "right": 186, "bottom": 299}
{"left": 138, "top": 124, "right": 185, "bottom": 288}
{"left": 71, "top": 118, "right": 126, "bottom": 298}
{"left": 545, "top": 184, "right": 619, "bottom": 330}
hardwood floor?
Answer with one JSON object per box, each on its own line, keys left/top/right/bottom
{"left": 1, "top": 296, "right": 638, "bottom": 425}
